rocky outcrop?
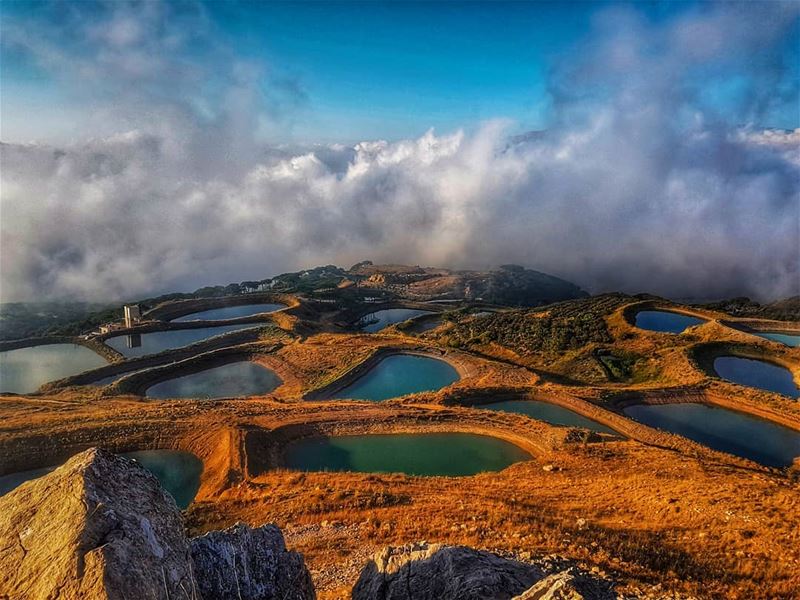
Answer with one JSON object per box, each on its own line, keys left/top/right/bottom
{"left": 0, "top": 448, "right": 315, "bottom": 600}
{"left": 191, "top": 522, "right": 315, "bottom": 600}
{"left": 351, "top": 542, "right": 616, "bottom": 600}
{"left": 352, "top": 542, "right": 540, "bottom": 600}
{"left": 0, "top": 448, "right": 195, "bottom": 600}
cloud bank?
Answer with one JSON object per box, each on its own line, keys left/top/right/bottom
{"left": 1, "top": 1, "right": 798, "bottom": 302}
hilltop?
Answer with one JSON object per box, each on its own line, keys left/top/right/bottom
{"left": 0, "top": 262, "right": 587, "bottom": 340}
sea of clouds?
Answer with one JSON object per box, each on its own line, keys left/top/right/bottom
{"left": 1, "top": 1, "right": 798, "bottom": 302}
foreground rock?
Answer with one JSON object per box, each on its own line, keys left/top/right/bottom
{"left": 351, "top": 542, "right": 616, "bottom": 600}
{"left": 192, "top": 522, "right": 315, "bottom": 600}
{"left": 0, "top": 448, "right": 195, "bottom": 600}
{"left": 0, "top": 448, "right": 315, "bottom": 600}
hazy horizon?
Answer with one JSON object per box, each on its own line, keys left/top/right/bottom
{"left": 1, "top": 1, "right": 798, "bottom": 303}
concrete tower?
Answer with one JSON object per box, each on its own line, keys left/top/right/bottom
{"left": 123, "top": 305, "right": 141, "bottom": 328}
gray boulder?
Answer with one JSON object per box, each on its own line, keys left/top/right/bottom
{"left": 351, "top": 542, "right": 543, "bottom": 600}
{"left": 191, "top": 522, "right": 316, "bottom": 600}
{"left": 352, "top": 542, "right": 617, "bottom": 600}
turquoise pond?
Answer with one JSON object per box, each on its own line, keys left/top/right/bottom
{"left": 0, "top": 344, "right": 108, "bottom": 393}
{"left": 172, "top": 303, "right": 284, "bottom": 322}
{"left": 480, "top": 400, "right": 617, "bottom": 434}
{"left": 634, "top": 310, "right": 705, "bottom": 334}
{"left": 125, "top": 450, "right": 203, "bottom": 508}
{"left": 105, "top": 324, "right": 259, "bottom": 357}
{"left": 359, "top": 309, "right": 434, "bottom": 332}
{"left": 713, "top": 356, "right": 799, "bottom": 398}
{"left": 330, "top": 354, "right": 459, "bottom": 401}
{"left": 282, "top": 433, "right": 530, "bottom": 476}
{"left": 623, "top": 403, "right": 800, "bottom": 468}
{"left": 0, "top": 450, "right": 203, "bottom": 509}
{"left": 146, "top": 361, "right": 281, "bottom": 399}
{"left": 753, "top": 332, "right": 800, "bottom": 347}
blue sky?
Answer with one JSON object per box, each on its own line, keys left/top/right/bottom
{"left": 2, "top": 0, "right": 796, "bottom": 144}
{"left": 206, "top": 0, "right": 596, "bottom": 141}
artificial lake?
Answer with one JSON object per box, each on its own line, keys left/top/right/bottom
{"left": 172, "top": 303, "right": 284, "bottom": 322}
{"left": 146, "top": 361, "right": 281, "bottom": 399}
{"left": 283, "top": 433, "right": 530, "bottom": 476}
{"left": 713, "top": 356, "right": 799, "bottom": 398}
{"left": 0, "top": 344, "right": 107, "bottom": 393}
{"left": 330, "top": 354, "right": 459, "bottom": 401}
{"left": 105, "top": 324, "right": 259, "bottom": 357}
{"left": 624, "top": 402, "right": 800, "bottom": 467}
{"left": 635, "top": 310, "right": 705, "bottom": 334}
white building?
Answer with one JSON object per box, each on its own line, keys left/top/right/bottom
{"left": 123, "top": 304, "right": 141, "bottom": 328}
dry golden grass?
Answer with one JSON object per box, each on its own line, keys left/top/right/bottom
{"left": 186, "top": 441, "right": 800, "bottom": 599}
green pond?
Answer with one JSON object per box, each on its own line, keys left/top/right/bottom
{"left": 635, "top": 310, "right": 705, "bottom": 334}
{"left": 283, "top": 433, "right": 530, "bottom": 476}
{"left": 0, "top": 344, "right": 108, "bottom": 393}
{"left": 146, "top": 361, "right": 281, "bottom": 399}
{"left": 105, "top": 324, "right": 258, "bottom": 357}
{"left": 330, "top": 354, "right": 459, "bottom": 401}
{"left": 713, "top": 356, "right": 799, "bottom": 399}
{"left": 359, "top": 309, "right": 434, "bottom": 332}
{"left": 172, "top": 303, "right": 284, "bottom": 322}
{"left": 624, "top": 403, "right": 800, "bottom": 468}
{"left": 480, "top": 400, "right": 617, "bottom": 434}
{"left": 125, "top": 450, "right": 203, "bottom": 508}
{"left": 0, "top": 450, "right": 203, "bottom": 509}
{"left": 754, "top": 332, "right": 800, "bottom": 347}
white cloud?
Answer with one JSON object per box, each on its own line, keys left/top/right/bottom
{"left": 2, "top": 116, "right": 797, "bottom": 302}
